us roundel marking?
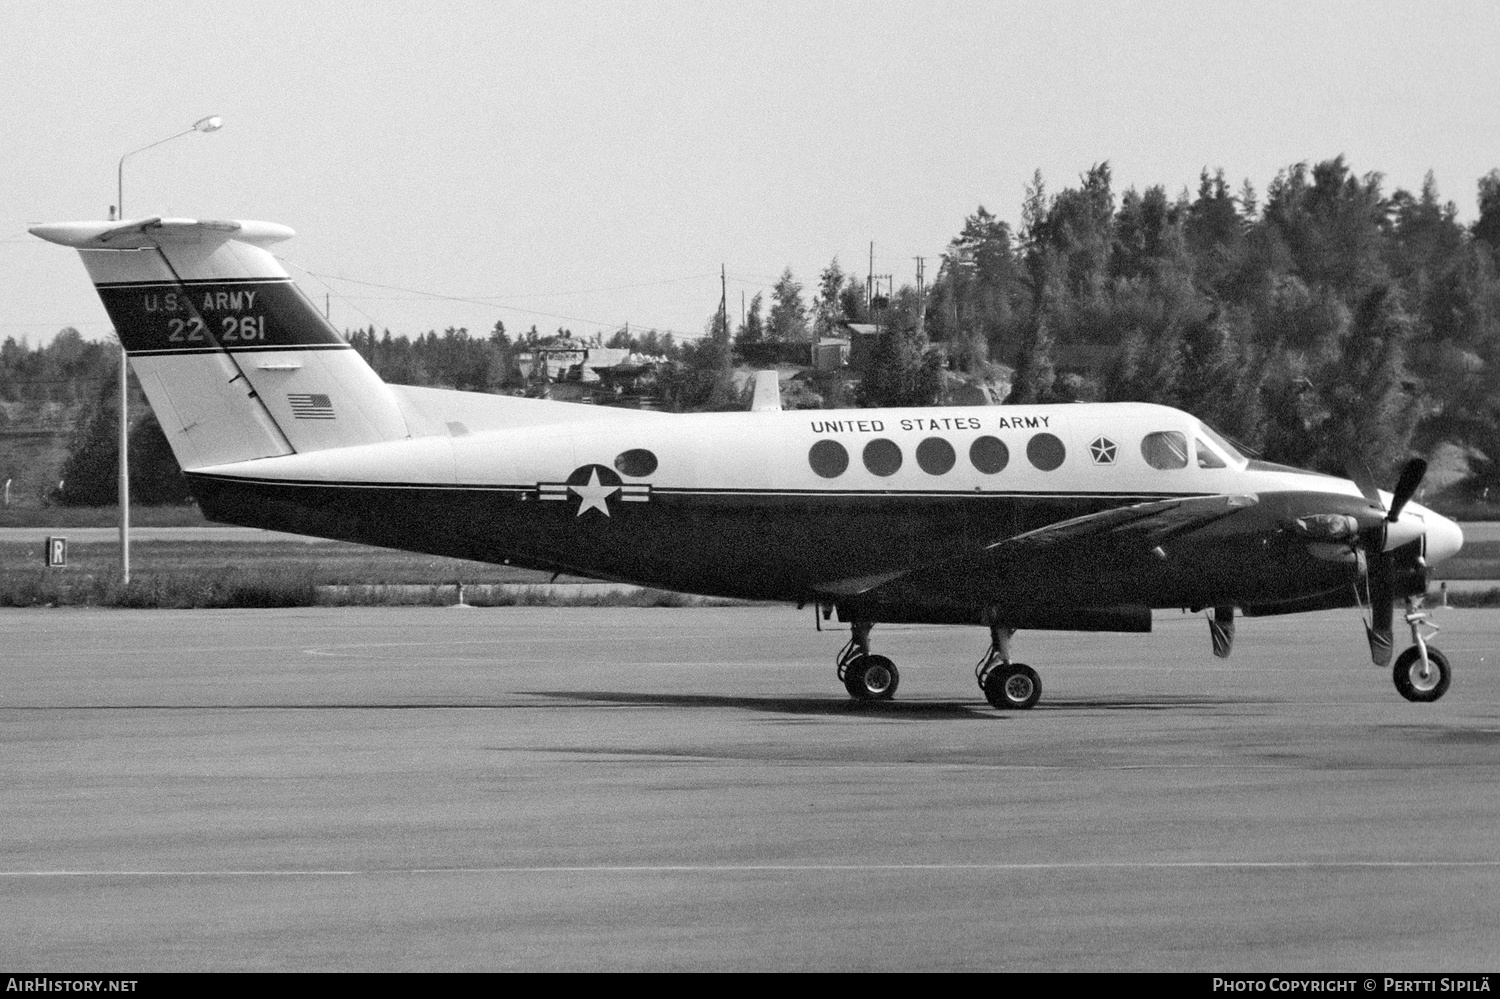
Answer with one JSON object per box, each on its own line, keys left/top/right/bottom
{"left": 569, "top": 467, "right": 620, "bottom": 516}
{"left": 1089, "top": 436, "right": 1118, "bottom": 465}
{"left": 536, "top": 463, "right": 651, "bottom": 517}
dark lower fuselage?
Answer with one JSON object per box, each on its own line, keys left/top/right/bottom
{"left": 189, "top": 473, "right": 1382, "bottom": 629}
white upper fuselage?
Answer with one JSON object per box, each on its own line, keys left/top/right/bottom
{"left": 193, "top": 391, "right": 1463, "bottom": 566}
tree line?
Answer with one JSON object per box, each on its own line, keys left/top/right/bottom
{"left": 11, "top": 155, "right": 1500, "bottom": 503}
{"left": 711, "top": 158, "right": 1500, "bottom": 490}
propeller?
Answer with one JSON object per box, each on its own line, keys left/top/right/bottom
{"left": 1388, "top": 458, "right": 1427, "bottom": 522}
{"left": 1347, "top": 457, "right": 1428, "bottom": 665}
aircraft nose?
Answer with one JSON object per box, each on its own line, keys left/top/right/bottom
{"left": 1424, "top": 510, "right": 1464, "bottom": 565}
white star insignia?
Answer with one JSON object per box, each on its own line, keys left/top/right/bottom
{"left": 1089, "top": 436, "right": 1117, "bottom": 464}
{"left": 569, "top": 468, "right": 619, "bottom": 517}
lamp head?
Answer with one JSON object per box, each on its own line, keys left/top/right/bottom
{"left": 193, "top": 115, "right": 224, "bottom": 133}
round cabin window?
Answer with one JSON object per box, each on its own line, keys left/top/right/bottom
{"left": 808, "top": 439, "right": 849, "bottom": 478}
{"left": 969, "top": 435, "right": 1009, "bottom": 474}
{"left": 1027, "top": 433, "right": 1066, "bottom": 471}
{"left": 614, "top": 448, "right": 658, "bottom": 477}
{"left": 862, "top": 438, "right": 903, "bottom": 477}
{"left": 915, "top": 437, "right": 956, "bottom": 475}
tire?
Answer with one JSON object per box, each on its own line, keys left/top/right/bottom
{"left": 844, "top": 654, "right": 900, "bottom": 701}
{"left": 1393, "top": 646, "right": 1450, "bottom": 703}
{"left": 983, "top": 663, "right": 1041, "bottom": 710}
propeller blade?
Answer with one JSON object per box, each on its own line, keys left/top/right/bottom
{"left": 1387, "top": 458, "right": 1428, "bottom": 522}
{"left": 1345, "top": 458, "right": 1385, "bottom": 511}
{"left": 1209, "top": 606, "right": 1234, "bottom": 659}
{"left": 1364, "top": 549, "right": 1395, "bottom": 666}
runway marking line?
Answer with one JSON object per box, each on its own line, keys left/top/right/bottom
{"left": 5, "top": 861, "right": 1500, "bottom": 878}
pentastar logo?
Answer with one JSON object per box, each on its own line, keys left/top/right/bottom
{"left": 537, "top": 464, "right": 650, "bottom": 517}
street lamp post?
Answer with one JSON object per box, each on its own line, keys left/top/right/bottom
{"left": 113, "top": 115, "right": 222, "bottom": 585}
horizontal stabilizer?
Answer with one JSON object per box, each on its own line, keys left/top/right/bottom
{"left": 29, "top": 217, "right": 294, "bottom": 250}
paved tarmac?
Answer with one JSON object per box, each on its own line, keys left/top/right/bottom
{"left": 2, "top": 605, "right": 1498, "bottom": 971}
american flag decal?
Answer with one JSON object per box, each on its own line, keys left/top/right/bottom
{"left": 287, "top": 393, "right": 335, "bottom": 420}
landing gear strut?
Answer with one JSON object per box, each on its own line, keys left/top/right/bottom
{"left": 837, "top": 621, "right": 899, "bottom": 701}
{"left": 1393, "top": 599, "right": 1451, "bottom": 703}
{"left": 975, "top": 625, "right": 1041, "bottom": 710}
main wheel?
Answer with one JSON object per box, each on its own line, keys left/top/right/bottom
{"left": 983, "top": 663, "right": 1041, "bottom": 710}
{"left": 1393, "top": 646, "right": 1450, "bottom": 703}
{"left": 844, "top": 654, "right": 899, "bottom": 701}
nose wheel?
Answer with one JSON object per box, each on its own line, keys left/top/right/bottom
{"left": 1394, "top": 646, "right": 1450, "bottom": 702}
{"left": 1393, "top": 602, "right": 1451, "bottom": 703}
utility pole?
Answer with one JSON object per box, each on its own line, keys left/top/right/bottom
{"left": 914, "top": 256, "right": 926, "bottom": 338}
{"left": 720, "top": 264, "right": 728, "bottom": 340}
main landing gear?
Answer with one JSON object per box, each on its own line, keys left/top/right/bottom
{"left": 832, "top": 621, "right": 1043, "bottom": 710}
{"left": 974, "top": 625, "right": 1041, "bottom": 710}
{"left": 1393, "top": 600, "right": 1451, "bottom": 703}
{"left": 837, "top": 621, "right": 899, "bottom": 701}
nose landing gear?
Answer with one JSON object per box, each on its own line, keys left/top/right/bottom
{"left": 1393, "top": 600, "right": 1451, "bottom": 703}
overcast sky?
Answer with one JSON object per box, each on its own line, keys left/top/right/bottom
{"left": 3, "top": 0, "right": 1496, "bottom": 347}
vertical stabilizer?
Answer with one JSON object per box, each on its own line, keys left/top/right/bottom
{"left": 749, "top": 369, "right": 782, "bottom": 412}
{"left": 30, "top": 218, "right": 409, "bottom": 470}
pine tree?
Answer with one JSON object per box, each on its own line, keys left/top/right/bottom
{"left": 734, "top": 292, "right": 765, "bottom": 351}
{"left": 767, "top": 269, "right": 809, "bottom": 343}
{"left": 856, "top": 289, "right": 941, "bottom": 408}
{"left": 812, "top": 259, "right": 846, "bottom": 339}
{"left": 1473, "top": 170, "right": 1500, "bottom": 263}
{"left": 662, "top": 311, "right": 736, "bottom": 412}
{"left": 1314, "top": 284, "right": 1420, "bottom": 478}
{"left": 54, "top": 371, "right": 122, "bottom": 506}
{"left": 1009, "top": 310, "right": 1057, "bottom": 404}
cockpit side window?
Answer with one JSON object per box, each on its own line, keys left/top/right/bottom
{"left": 1195, "top": 439, "right": 1226, "bottom": 469}
{"left": 1197, "top": 422, "right": 1247, "bottom": 467}
{"left": 1141, "top": 431, "right": 1189, "bottom": 470}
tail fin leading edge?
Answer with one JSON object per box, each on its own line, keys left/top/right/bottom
{"left": 30, "top": 218, "right": 408, "bottom": 470}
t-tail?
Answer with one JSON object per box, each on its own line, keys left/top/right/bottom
{"left": 28, "top": 217, "right": 408, "bottom": 470}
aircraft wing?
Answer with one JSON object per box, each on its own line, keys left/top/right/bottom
{"left": 990, "top": 492, "right": 1260, "bottom": 554}
{"left": 824, "top": 492, "right": 1265, "bottom": 617}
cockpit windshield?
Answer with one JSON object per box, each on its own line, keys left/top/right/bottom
{"left": 1197, "top": 421, "right": 1248, "bottom": 467}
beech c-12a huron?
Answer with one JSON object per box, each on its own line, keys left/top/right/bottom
{"left": 32, "top": 217, "right": 1467, "bottom": 709}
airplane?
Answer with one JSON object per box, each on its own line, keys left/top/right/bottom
{"left": 31, "top": 216, "right": 1467, "bottom": 710}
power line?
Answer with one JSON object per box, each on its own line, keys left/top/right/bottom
{"left": 0, "top": 321, "right": 115, "bottom": 330}
{"left": 278, "top": 258, "right": 708, "bottom": 339}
